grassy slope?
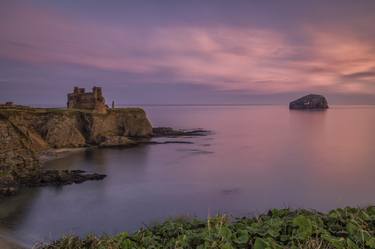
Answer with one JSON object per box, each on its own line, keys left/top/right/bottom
{"left": 37, "top": 206, "right": 374, "bottom": 249}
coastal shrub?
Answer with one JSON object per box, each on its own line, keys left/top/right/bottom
{"left": 37, "top": 206, "right": 375, "bottom": 249}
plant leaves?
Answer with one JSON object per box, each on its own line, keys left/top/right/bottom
{"left": 292, "top": 215, "right": 313, "bottom": 240}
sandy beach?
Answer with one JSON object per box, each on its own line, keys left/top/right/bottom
{"left": 39, "top": 147, "right": 91, "bottom": 164}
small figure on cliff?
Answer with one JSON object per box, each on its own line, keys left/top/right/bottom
{"left": 112, "top": 100, "right": 115, "bottom": 109}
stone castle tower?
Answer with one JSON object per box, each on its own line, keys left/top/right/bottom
{"left": 67, "top": 86, "right": 108, "bottom": 113}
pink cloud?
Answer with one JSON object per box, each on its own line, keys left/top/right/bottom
{"left": 1, "top": 3, "right": 374, "bottom": 95}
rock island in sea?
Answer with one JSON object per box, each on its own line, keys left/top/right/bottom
{"left": 289, "top": 94, "right": 329, "bottom": 110}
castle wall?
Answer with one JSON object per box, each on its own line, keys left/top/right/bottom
{"left": 67, "top": 87, "right": 107, "bottom": 113}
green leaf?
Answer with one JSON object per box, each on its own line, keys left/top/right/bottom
{"left": 322, "top": 234, "right": 346, "bottom": 249}
{"left": 280, "top": 235, "right": 289, "bottom": 242}
{"left": 220, "top": 242, "right": 234, "bottom": 249}
{"left": 346, "top": 238, "right": 360, "bottom": 249}
{"left": 366, "top": 237, "right": 375, "bottom": 249}
{"left": 234, "top": 230, "right": 249, "bottom": 245}
{"left": 271, "top": 209, "right": 289, "bottom": 218}
{"left": 292, "top": 215, "right": 313, "bottom": 240}
{"left": 254, "top": 237, "right": 269, "bottom": 249}
{"left": 347, "top": 221, "right": 370, "bottom": 244}
{"left": 265, "top": 218, "right": 282, "bottom": 238}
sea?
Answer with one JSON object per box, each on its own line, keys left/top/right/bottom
{"left": 0, "top": 105, "right": 374, "bottom": 246}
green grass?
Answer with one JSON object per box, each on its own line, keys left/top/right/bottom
{"left": 36, "top": 206, "right": 375, "bottom": 249}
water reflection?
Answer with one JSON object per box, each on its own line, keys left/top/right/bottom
{"left": 0, "top": 189, "right": 40, "bottom": 230}
{"left": 0, "top": 105, "right": 374, "bottom": 246}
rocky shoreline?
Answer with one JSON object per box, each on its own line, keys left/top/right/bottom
{"left": 0, "top": 106, "right": 152, "bottom": 196}
{"left": 0, "top": 104, "right": 210, "bottom": 197}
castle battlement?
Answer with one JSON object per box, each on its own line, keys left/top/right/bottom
{"left": 67, "top": 86, "right": 108, "bottom": 113}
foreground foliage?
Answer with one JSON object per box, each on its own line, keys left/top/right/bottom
{"left": 38, "top": 206, "right": 375, "bottom": 249}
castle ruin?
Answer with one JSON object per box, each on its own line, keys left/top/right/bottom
{"left": 67, "top": 86, "right": 108, "bottom": 113}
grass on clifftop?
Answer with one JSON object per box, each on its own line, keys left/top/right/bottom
{"left": 37, "top": 206, "right": 375, "bottom": 249}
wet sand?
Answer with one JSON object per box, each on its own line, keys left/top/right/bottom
{"left": 0, "top": 232, "right": 26, "bottom": 249}
{"left": 0, "top": 240, "right": 23, "bottom": 249}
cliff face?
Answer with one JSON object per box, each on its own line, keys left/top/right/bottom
{"left": 0, "top": 107, "right": 152, "bottom": 195}
{"left": 0, "top": 115, "right": 40, "bottom": 195}
{"left": 81, "top": 108, "right": 153, "bottom": 144}
{"left": 0, "top": 107, "right": 152, "bottom": 148}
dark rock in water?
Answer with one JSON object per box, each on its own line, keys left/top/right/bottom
{"left": 142, "top": 140, "right": 194, "bottom": 145}
{"left": 0, "top": 186, "right": 18, "bottom": 196}
{"left": 1, "top": 170, "right": 106, "bottom": 197}
{"left": 152, "top": 127, "right": 210, "bottom": 137}
{"left": 289, "top": 94, "right": 328, "bottom": 110}
{"left": 23, "top": 170, "right": 106, "bottom": 187}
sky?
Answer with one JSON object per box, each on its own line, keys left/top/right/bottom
{"left": 1, "top": 0, "right": 375, "bottom": 105}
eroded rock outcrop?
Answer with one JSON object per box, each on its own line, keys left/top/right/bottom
{"left": 289, "top": 94, "right": 329, "bottom": 110}
{"left": 82, "top": 108, "right": 152, "bottom": 144}
{"left": 42, "top": 114, "right": 86, "bottom": 148}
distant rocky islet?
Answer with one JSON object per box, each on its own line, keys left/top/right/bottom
{"left": 289, "top": 94, "right": 329, "bottom": 110}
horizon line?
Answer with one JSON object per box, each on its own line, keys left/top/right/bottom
{"left": 25, "top": 103, "right": 375, "bottom": 108}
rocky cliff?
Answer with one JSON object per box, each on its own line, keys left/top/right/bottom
{"left": 0, "top": 114, "right": 41, "bottom": 195}
{"left": 0, "top": 106, "right": 152, "bottom": 195}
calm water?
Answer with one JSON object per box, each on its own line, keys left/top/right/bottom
{"left": 1, "top": 105, "right": 375, "bottom": 246}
